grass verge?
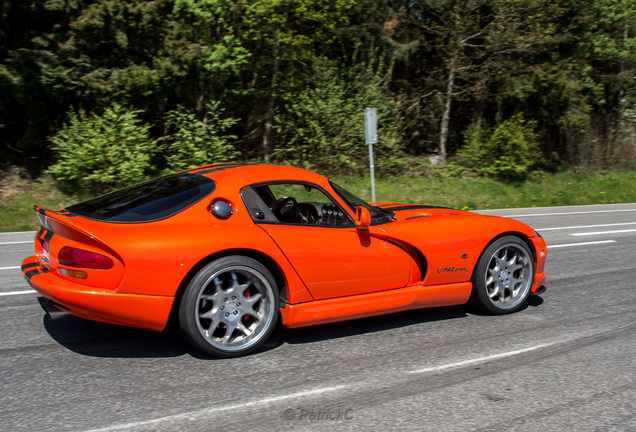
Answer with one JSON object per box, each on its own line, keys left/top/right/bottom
{"left": 0, "top": 169, "right": 80, "bottom": 232}
{"left": 334, "top": 169, "right": 636, "bottom": 210}
{"left": 1, "top": 168, "right": 635, "bottom": 232}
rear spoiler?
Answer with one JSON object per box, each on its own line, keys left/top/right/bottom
{"left": 34, "top": 206, "right": 123, "bottom": 263}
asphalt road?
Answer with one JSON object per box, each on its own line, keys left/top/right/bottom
{"left": 1, "top": 203, "right": 635, "bottom": 431}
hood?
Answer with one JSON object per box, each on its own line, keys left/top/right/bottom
{"left": 374, "top": 202, "right": 467, "bottom": 222}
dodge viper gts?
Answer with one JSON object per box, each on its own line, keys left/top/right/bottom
{"left": 22, "top": 163, "right": 547, "bottom": 357}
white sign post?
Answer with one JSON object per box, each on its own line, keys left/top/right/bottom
{"left": 364, "top": 108, "right": 377, "bottom": 202}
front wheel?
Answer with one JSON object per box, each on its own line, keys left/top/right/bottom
{"left": 179, "top": 256, "right": 279, "bottom": 358}
{"left": 471, "top": 236, "right": 534, "bottom": 314}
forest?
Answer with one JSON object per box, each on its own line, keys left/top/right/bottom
{"left": 1, "top": 0, "right": 636, "bottom": 191}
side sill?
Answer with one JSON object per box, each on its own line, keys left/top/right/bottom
{"left": 279, "top": 282, "right": 472, "bottom": 328}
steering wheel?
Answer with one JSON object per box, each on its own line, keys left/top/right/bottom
{"left": 269, "top": 196, "right": 300, "bottom": 223}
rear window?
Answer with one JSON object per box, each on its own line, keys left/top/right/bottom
{"left": 67, "top": 174, "right": 216, "bottom": 222}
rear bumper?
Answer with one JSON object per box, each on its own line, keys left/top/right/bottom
{"left": 22, "top": 256, "right": 173, "bottom": 331}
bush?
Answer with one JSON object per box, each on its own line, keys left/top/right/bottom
{"left": 457, "top": 113, "right": 541, "bottom": 180}
{"left": 162, "top": 103, "right": 240, "bottom": 172}
{"left": 47, "top": 104, "right": 158, "bottom": 192}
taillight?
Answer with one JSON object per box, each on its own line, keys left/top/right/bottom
{"left": 41, "top": 240, "right": 50, "bottom": 263}
{"left": 58, "top": 247, "right": 114, "bottom": 269}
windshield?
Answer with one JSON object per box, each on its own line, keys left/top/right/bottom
{"left": 67, "top": 173, "right": 216, "bottom": 222}
{"left": 330, "top": 182, "right": 393, "bottom": 225}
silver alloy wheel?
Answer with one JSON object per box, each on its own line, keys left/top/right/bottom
{"left": 483, "top": 243, "right": 532, "bottom": 310}
{"left": 194, "top": 265, "right": 275, "bottom": 353}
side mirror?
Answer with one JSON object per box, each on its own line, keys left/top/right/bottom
{"left": 355, "top": 206, "right": 371, "bottom": 229}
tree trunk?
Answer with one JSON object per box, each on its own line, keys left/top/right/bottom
{"left": 439, "top": 49, "right": 458, "bottom": 162}
{"left": 262, "top": 35, "right": 280, "bottom": 163}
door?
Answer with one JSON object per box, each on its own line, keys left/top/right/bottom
{"left": 241, "top": 182, "right": 411, "bottom": 300}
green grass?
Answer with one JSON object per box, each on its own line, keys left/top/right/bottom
{"left": 333, "top": 169, "right": 636, "bottom": 210}
{"left": 0, "top": 171, "right": 80, "bottom": 232}
{"left": 2, "top": 168, "right": 635, "bottom": 232}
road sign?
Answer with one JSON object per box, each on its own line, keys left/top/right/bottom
{"left": 364, "top": 108, "right": 377, "bottom": 202}
{"left": 364, "top": 108, "right": 377, "bottom": 145}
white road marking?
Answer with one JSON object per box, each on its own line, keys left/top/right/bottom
{"left": 0, "top": 290, "right": 36, "bottom": 296}
{"left": 0, "top": 241, "right": 33, "bottom": 245}
{"left": 0, "top": 231, "right": 37, "bottom": 235}
{"left": 502, "top": 209, "right": 636, "bottom": 217}
{"left": 0, "top": 266, "right": 20, "bottom": 270}
{"left": 409, "top": 343, "right": 554, "bottom": 374}
{"left": 548, "top": 240, "right": 616, "bottom": 248}
{"left": 537, "top": 222, "right": 636, "bottom": 231}
{"left": 570, "top": 229, "right": 636, "bottom": 236}
{"left": 84, "top": 385, "right": 348, "bottom": 432}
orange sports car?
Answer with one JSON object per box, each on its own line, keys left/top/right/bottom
{"left": 22, "top": 163, "right": 547, "bottom": 357}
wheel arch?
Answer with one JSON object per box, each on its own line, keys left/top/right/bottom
{"left": 470, "top": 231, "right": 535, "bottom": 281}
{"left": 469, "top": 230, "right": 536, "bottom": 313}
{"left": 168, "top": 248, "right": 288, "bottom": 328}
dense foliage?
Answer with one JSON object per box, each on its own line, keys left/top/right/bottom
{"left": 1, "top": 0, "right": 636, "bottom": 189}
{"left": 46, "top": 104, "right": 157, "bottom": 190}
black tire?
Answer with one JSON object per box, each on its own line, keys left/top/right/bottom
{"left": 471, "top": 236, "right": 534, "bottom": 314}
{"left": 179, "top": 256, "right": 279, "bottom": 358}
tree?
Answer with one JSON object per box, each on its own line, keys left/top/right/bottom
{"left": 458, "top": 113, "right": 540, "bottom": 179}
{"left": 239, "top": 0, "right": 356, "bottom": 161}
{"left": 2, "top": 0, "right": 636, "bottom": 177}
{"left": 47, "top": 104, "right": 157, "bottom": 191}
{"left": 162, "top": 103, "right": 239, "bottom": 171}
{"left": 273, "top": 58, "right": 400, "bottom": 172}
{"left": 577, "top": 0, "right": 636, "bottom": 167}
{"left": 0, "top": 0, "right": 83, "bottom": 171}
{"left": 397, "top": 0, "right": 555, "bottom": 162}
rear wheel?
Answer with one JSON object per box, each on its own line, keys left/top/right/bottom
{"left": 471, "top": 236, "right": 534, "bottom": 314}
{"left": 179, "top": 256, "right": 279, "bottom": 358}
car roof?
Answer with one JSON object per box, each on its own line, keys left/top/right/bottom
{"left": 182, "top": 163, "right": 329, "bottom": 186}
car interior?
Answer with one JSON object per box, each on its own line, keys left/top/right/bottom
{"left": 250, "top": 183, "right": 352, "bottom": 226}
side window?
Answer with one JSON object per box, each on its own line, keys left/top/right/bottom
{"left": 241, "top": 183, "right": 353, "bottom": 227}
